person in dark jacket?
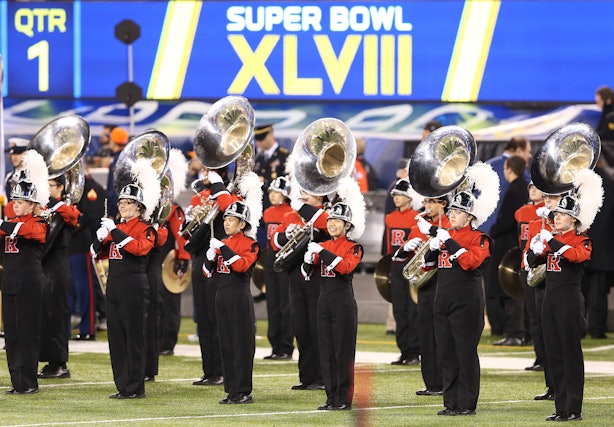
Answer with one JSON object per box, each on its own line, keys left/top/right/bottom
{"left": 595, "top": 85, "right": 614, "bottom": 141}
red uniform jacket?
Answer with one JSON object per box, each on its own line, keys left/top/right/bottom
{"left": 514, "top": 201, "right": 544, "bottom": 248}
{"left": 521, "top": 217, "right": 556, "bottom": 270}
{"left": 384, "top": 208, "right": 420, "bottom": 254}
{"left": 271, "top": 204, "right": 329, "bottom": 252}
{"left": 166, "top": 203, "right": 190, "bottom": 261}
{"left": 393, "top": 214, "right": 451, "bottom": 263}
{"left": 263, "top": 202, "right": 293, "bottom": 250}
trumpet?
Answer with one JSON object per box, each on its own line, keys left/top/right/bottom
{"left": 402, "top": 210, "right": 440, "bottom": 288}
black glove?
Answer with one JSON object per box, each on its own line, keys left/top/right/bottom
{"left": 174, "top": 259, "right": 189, "bottom": 275}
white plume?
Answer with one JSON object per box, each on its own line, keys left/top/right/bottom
{"left": 573, "top": 168, "right": 603, "bottom": 232}
{"left": 407, "top": 183, "right": 425, "bottom": 212}
{"left": 22, "top": 150, "right": 50, "bottom": 206}
{"left": 131, "top": 158, "right": 161, "bottom": 221}
{"left": 336, "top": 176, "right": 366, "bottom": 240}
{"left": 467, "top": 162, "right": 500, "bottom": 228}
{"left": 237, "top": 171, "right": 263, "bottom": 238}
{"left": 167, "top": 148, "right": 188, "bottom": 199}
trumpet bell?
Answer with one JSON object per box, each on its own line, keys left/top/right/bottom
{"left": 498, "top": 247, "right": 524, "bottom": 299}
{"left": 531, "top": 122, "right": 600, "bottom": 194}
{"left": 292, "top": 118, "right": 356, "bottom": 195}
{"left": 113, "top": 130, "right": 170, "bottom": 193}
{"left": 409, "top": 126, "right": 476, "bottom": 197}
{"left": 194, "top": 96, "right": 255, "bottom": 169}
{"left": 28, "top": 114, "right": 90, "bottom": 178}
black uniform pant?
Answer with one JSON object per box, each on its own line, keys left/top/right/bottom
{"left": 145, "top": 252, "right": 163, "bottom": 377}
{"left": 390, "top": 262, "right": 419, "bottom": 360}
{"left": 39, "top": 266, "right": 70, "bottom": 366}
{"left": 434, "top": 288, "right": 484, "bottom": 411}
{"left": 216, "top": 285, "right": 255, "bottom": 395}
{"left": 417, "top": 282, "right": 441, "bottom": 391}
{"left": 193, "top": 255, "right": 223, "bottom": 379}
{"left": 582, "top": 270, "right": 611, "bottom": 338}
{"left": 159, "top": 286, "right": 181, "bottom": 352}
{"left": 264, "top": 250, "right": 294, "bottom": 355}
{"left": 3, "top": 284, "right": 42, "bottom": 392}
{"left": 106, "top": 274, "right": 149, "bottom": 395}
{"left": 318, "top": 288, "right": 357, "bottom": 406}
{"left": 542, "top": 285, "right": 585, "bottom": 416}
{"left": 533, "top": 285, "right": 554, "bottom": 390}
{"left": 288, "top": 267, "right": 322, "bottom": 385}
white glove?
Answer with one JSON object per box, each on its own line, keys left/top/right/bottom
{"left": 417, "top": 217, "right": 432, "bottom": 235}
{"left": 540, "top": 229, "right": 553, "bottom": 242}
{"left": 285, "top": 223, "right": 297, "bottom": 238}
{"left": 101, "top": 217, "right": 116, "bottom": 231}
{"left": 429, "top": 237, "right": 442, "bottom": 251}
{"left": 530, "top": 239, "right": 545, "bottom": 255}
{"left": 96, "top": 227, "right": 109, "bottom": 242}
{"left": 0, "top": 219, "right": 3, "bottom": 226}
{"left": 303, "top": 250, "right": 314, "bottom": 264}
{"left": 209, "top": 238, "right": 224, "bottom": 249}
{"left": 308, "top": 242, "right": 324, "bottom": 253}
{"left": 207, "top": 170, "right": 223, "bottom": 184}
{"left": 206, "top": 247, "right": 217, "bottom": 261}
{"left": 536, "top": 206, "right": 550, "bottom": 219}
{"left": 290, "top": 198, "right": 304, "bottom": 211}
{"left": 436, "top": 228, "right": 451, "bottom": 242}
{"left": 403, "top": 237, "right": 423, "bottom": 252}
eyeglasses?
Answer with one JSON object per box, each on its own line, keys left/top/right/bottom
{"left": 118, "top": 200, "right": 136, "bottom": 206}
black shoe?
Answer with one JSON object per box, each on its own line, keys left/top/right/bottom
{"left": 456, "top": 409, "right": 476, "bottom": 416}
{"left": 535, "top": 390, "right": 555, "bottom": 401}
{"left": 416, "top": 389, "right": 443, "bottom": 396}
{"left": 263, "top": 354, "right": 274, "bottom": 360}
{"left": 330, "top": 403, "right": 352, "bottom": 410}
{"left": 546, "top": 413, "right": 564, "bottom": 421}
{"left": 493, "top": 337, "right": 524, "bottom": 346}
{"left": 561, "top": 413, "right": 582, "bottom": 421}
{"left": 159, "top": 349, "right": 174, "bottom": 356}
{"left": 437, "top": 408, "right": 457, "bottom": 416}
{"left": 291, "top": 383, "right": 309, "bottom": 390}
{"left": 391, "top": 357, "right": 420, "bottom": 366}
{"left": 72, "top": 334, "right": 96, "bottom": 341}
{"left": 306, "top": 383, "right": 325, "bottom": 390}
{"left": 193, "top": 376, "right": 223, "bottom": 386}
{"left": 253, "top": 293, "right": 266, "bottom": 302}
{"left": 525, "top": 364, "right": 545, "bottom": 371}
{"left": 38, "top": 365, "right": 70, "bottom": 379}
{"left": 385, "top": 330, "right": 395, "bottom": 335}
{"left": 144, "top": 376, "right": 155, "bottom": 382}
{"left": 317, "top": 403, "right": 333, "bottom": 410}
{"left": 228, "top": 394, "right": 253, "bottom": 404}
{"left": 270, "top": 353, "right": 292, "bottom": 360}
{"left": 6, "top": 388, "right": 39, "bottom": 395}
{"left": 110, "top": 392, "right": 145, "bottom": 399}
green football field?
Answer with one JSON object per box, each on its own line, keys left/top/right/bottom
{"left": 1, "top": 319, "right": 613, "bottom": 426}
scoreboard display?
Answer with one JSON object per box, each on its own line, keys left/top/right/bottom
{"left": 1, "top": 0, "right": 613, "bottom": 102}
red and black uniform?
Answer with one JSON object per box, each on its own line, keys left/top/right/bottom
{"left": 394, "top": 214, "right": 450, "bottom": 393}
{"left": 1, "top": 209, "right": 48, "bottom": 392}
{"left": 159, "top": 203, "right": 189, "bottom": 353}
{"left": 39, "top": 197, "right": 80, "bottom": 371}
{"left": 188, "top": 182, "right": 241, "bottom": 383}
{"left": 424, "top": 225, "right": 490, "bottom": 412}
{"left": 526, "top": 229, "right": 591, "bottom": 417}
{"left": 144, "top": 223, "right": 168, "bottom": 379}
{"left": 202, "top": 231, "right": 259, "bottom": 399}
{"left": 262, "top": 201, "right": 294, "bottom": 357}
{"left": 385, "top": 207, "right": 419, "bottom": 362}
{"left": 91, "top": 217, "right": 156, "bottom": 397}
{"left": 303, "top": 235, "right": 363, "bottom": 407}
{"left": 271, "top": 204, "right": 328, "bottom": 387}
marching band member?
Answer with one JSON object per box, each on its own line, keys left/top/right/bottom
{"left": 526, "top": 169, "right": 602, "bottom": 422}
{"left": 384, "top": 178, "right": 421, "bottom": 365}
{"left": 202, "top": 201, "right": 260, "bottom": 404}
{"left": 271, "top": 186, "right": 329, "bottom": 391}
{"left": 301, "top": 178, "right": 365, "bottom": 411}
{"left": 394, "top": 195, "right": 450, "bottom": 396}
{"left": 1, "top": 151, "right": 49, "bottom": 395}
{"left": 91, "top": 159, "right": 160, "bottom": 399}
{"left": 262, "top": 176, "right": 294, "bottom": 360}
{"left": 38, "top": 174, "right": 81, "bottom": 380}
{"left": 423, "top": 163, "right": 499, "bottom": 416}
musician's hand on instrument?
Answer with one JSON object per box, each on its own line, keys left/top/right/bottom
{"left": 207, "top": 170, "right": 223, "bottom": 184}
{"left": 429, "top": 237, "right": 442, "bottom": 251}
{"left": 206, "top": 247, "right": 217, "bottom": 261}
{"left": 436, "top": 229, "right": 451, "bottom": 242}
{"left": 536, "top": 206, "right": 550, "bottom": 219}
{"left": 96, "top": 227, "right": 109, "bottom": 242}
{"left": 209, "top": 238, "right": 224, "bottom": 249}
{"left": 285, "top": 223, "right": 297, "bottom": 238}
{"left": 530, "top": 239, "right": 545, "bottom": 255}
{"left": 417, "top": 217, "right": 432, "bottom": 235}
{"left": 100, "top": 217, "right": 116, "bottom": 231}
{"left": 403, "top": 237, "right": 423, "bottom": 252}
{"left": 290, "top": 198, "right": 304, "bottom": 211}
{"left": 540, "top": 229, "right": 553, "bottom": 242}
{"left": 303, "top": 250, "right": 314, "bottom": 264}
{"left": 174, "top": 259, "right": 189, "bottom": 277}
{"left": 308, "top": 242, "right": 324, "bottom": 253}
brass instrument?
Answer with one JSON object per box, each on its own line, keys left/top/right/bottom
{"left": 92, "top": 199, "right": 109, "bottom": 294}
{"left": 396, "top": 126, "right": 477, "bottom": 290}
{"left": 161, "top": 249, "right": 192, "bottom": 293}
{"left": 273, "top": 118, "right": 356, "bottom": 271}
{"left": 181, "top": 96, "right": 255, "bottom": 239}
{"left": 498, "top": 247, "right": 524, "bottom": 298}
{"left": 527, "top": 264, "right": 546, "bottom": 288}
{"left": 374, "top": 254, "right": 417, "bottom": 304}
